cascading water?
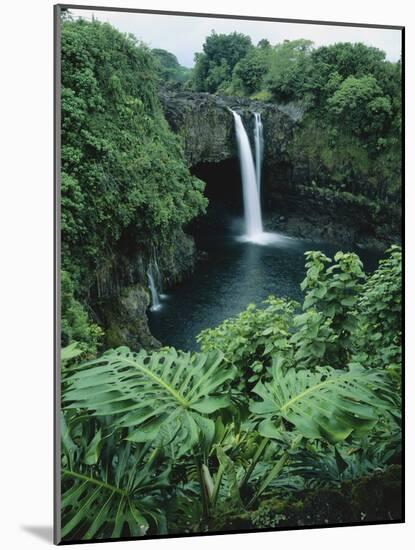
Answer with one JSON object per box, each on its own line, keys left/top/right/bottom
{"left": 154, "top": 258, "right": 162, "bottom": 291}
{"left": 231, "top": 110, "right": 263, "bottom": 239}
{"left": 253, "top": 112, "right": 264, "bottom": 194}
{"left": 147, "top": 268, "right": 161, "bottom": 311}
{"left": 153, "top": 256, "right": 167, "bottom": 299}
{"left": 231, "top": 109, "right": 281, "bottom": 245}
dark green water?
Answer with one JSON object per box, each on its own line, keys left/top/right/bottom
{"left": 148, "top": 225, "right": 381, "bottom": 352}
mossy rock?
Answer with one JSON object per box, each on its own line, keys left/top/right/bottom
{"left": 348, "top": 465, "right": 402, "bottom": 522}
{"left": 300, "top": 489, "right": 351, "bottom": 526}
{"left": 250, "top": 465, "right": 402, "bottom": 530}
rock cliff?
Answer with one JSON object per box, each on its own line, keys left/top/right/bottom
{"left": 159, "top": 90, "right": 297, "bottom": 168}
{"left": 160, "top": 90, "right": 400, "bottom": 249}
{"left": 90, "top": 230, "right": 196, "bottom": 351}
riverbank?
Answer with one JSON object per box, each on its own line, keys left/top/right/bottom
{"left": 148, "top": 224, "right": 381, "bottom": 351}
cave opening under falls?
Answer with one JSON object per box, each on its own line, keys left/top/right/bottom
{"left": 148, "top": 155, "right": 381, "bottom": 351}
{"left": 148, "top": 110, "right": 381, "bottom": 351}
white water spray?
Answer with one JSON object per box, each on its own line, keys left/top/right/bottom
{"left": 147, "top": 268, "right": 161, "bottom": 311}
{"left": 230, "top": 109, "right": 285, "bottom": 245}
{"left": 153, "top": 256, "right": 167, "bottom": 299}
{"left": 253, "top": 112, "right": 264, "bottom": 194}
{"left": 231, "top": 110, "right": 263, "bottom": 239}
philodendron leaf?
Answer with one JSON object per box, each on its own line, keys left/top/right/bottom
{"left": 191, "top": 396, "right": 231, "bottom": 414}
{"left": 63, "top": 347, "right": 235, "bottom": 457}
{"left": 61, "top": 442, "right": 168, "bottom": 541}
{"left": 216, "top": 447, "right": 242, "bottom": 506}
{"left": 250, "top": 362, "right": 391, "bottom": 444}
{"left": 83, "top": 429, "right": 103, "bottom": 465}
{"left": 61, "top": 342, "right": 83, "bottom": 363}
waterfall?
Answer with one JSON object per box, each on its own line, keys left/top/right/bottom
{"left": 147, "top": 268, "right": 161, "bottom": 311}
{"left": 231, "top": 110, "right": 263, "bottom": 239}
{"left": 153, "top": 255, "right": 167, "bottom": 298}
{"left": 154, "top": 258, "right": 162, "bottom": 291}
{"left": 253, "top": 112, "right": 264, "bottom": 194}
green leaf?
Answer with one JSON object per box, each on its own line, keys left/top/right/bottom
{"left": 191, "top": 395, "right": 231, "bottom": 414}
{"left": 340, "top": 296, "right": 357, "bottom": 307}
{"left": 258, "top": 418, "right": 282, "bottom": 439}
{"left": 216, "top": 447, "right": 242, "bottom": 506}
{"left": 64, "top": 347, "right": 235, "bottom": 457}
{"left": 250, "top": 364, "right": 391, "bottom": 444}
{"left": 61, "top": 342, "right": 83, "bottom": 363}
{"left": 310, "top": 340, "right": 326, "bottom": 357}
{"left": 334, "top": 446, "right": 349, "bottom": 474}
{"left": 313, "top": 286, "right": 328, "bottom": 299}
{"left": 61, "top": 441, "right": 168, "bottom": 540}
{"left": 83, "top": 429, "right": 103, "bottom": 465}
{"left": 60, "top": 412, "right": 77, "bottom": 468}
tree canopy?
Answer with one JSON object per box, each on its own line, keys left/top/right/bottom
{"left": 151, "top": 48, "right": 191, "bottom": 84}
{"left": 190, "top": 34, "right": 401, "bottom": 206}
{"left": 61, "top": 19, "right": 206, "bottom": 288}
{"left": 61, "top": 18, "right": 207, "bottom": 348}
{"left": 192, "top": 31, "right": 253, "bottom": 93}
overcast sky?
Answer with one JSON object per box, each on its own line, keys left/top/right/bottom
{"left": 68, "top": 8, "right": 402, "bottom": 68}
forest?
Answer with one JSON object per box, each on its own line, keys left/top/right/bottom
{"left": 59, "top": 15, "right": 402, "bottom": 542}
{"left": 170, "top": 31, "right": 401, "bottom": 205}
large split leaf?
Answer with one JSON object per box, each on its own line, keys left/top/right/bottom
{"left": 61, "top": 434, "right": 169, "bottom": 541}
{"left": 250, "top": 361, "right": 391, "bottom": 444}
{"left": 63, "top": 347, "right": 235, "bottom": 456}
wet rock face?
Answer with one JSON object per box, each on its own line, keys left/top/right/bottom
{"left": 159, "top": 90, "right": 296, "bottom": 168}
{"left": 100, "top": 284, "right": 161, "bottom": 350}
{"left": 160, "top": 91, "right": 235, "bottom": 165}
{"left": 159, "top": 90, "right": 400, "bottom": 248}
{"left": 90, "top": 230, "right": 197, "bottom": 350}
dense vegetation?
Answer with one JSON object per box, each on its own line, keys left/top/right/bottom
{"left": 152, "top": 48, "right": 192, "bottom": 84}
{"left": 61, "top": 246, "right": 402, "bottom": 540}
{"left": 59, "top": 15, "right": 402, "bottom": 541}
{"left": 60, "top": 18, "right": 401, "bottom": 352}
{"left": 61, "top": 17, "right": 207, "bottom": 350}
{"left": 189, "top": 33, "right": 402, "bottom": 206}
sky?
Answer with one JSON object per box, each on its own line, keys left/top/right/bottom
{"left": 68, "top": 8, "right": 402, "bottom": 68}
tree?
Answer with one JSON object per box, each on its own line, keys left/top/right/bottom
{"left": 152, "top": 48, "right": 191, "bottom": 84}
{"left": 61, "top": 18, "right": 207, "bottom": 346}
{"left": 61, "top": 19, "right": 207, "bottom": 289}
{"left": 265, "top": 39, "right": 313, "bottom": 103}
{"left": 311, "top": 42, "right": 386, "bottom": 80}
{"left": 191, "top": 31, "right": 253, "bottom": 92}
{"left": 327, "top": 75, "right": 392, "bottom": 143}
{"left": 307, "top": 42, "right": 387, "bottom": 109}
{"left": 61, "top": 270, "right": 103, "bottom": 354}
{"left": 232, "top": 46, "right": 272, "bottom": 95}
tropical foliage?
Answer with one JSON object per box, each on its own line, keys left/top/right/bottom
{"left": 61, "top": 270, "right": 103, "bottom": 354}
{"left": 59, "top": 14, "right": 402, "bottom": 541}
{"left": 191, "top": 33, "right": 401, "bottom": 207}
{"left": 60, "top": 17, "right": 207, "bottom": 349}
{"left": 61, "top": 247, "right": 402, "bottom": 540}
{"left": 152, "top": 48, "right": 192, "bottom": 84}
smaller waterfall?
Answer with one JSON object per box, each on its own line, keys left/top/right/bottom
{"left": 153, "top": 256, "right": 167, "bottom": 299}
{"left": 147, "top": 268, "right": 161, "bottom": 311}
{"left": 253, "top": 112, "right": 264, "bottom": 194}
{"left": 154, "top": 258, "right": 162, "bottom": 290}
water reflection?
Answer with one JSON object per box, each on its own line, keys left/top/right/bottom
{"left": 148, "top": 231, "right": 380, "bottom": 352}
